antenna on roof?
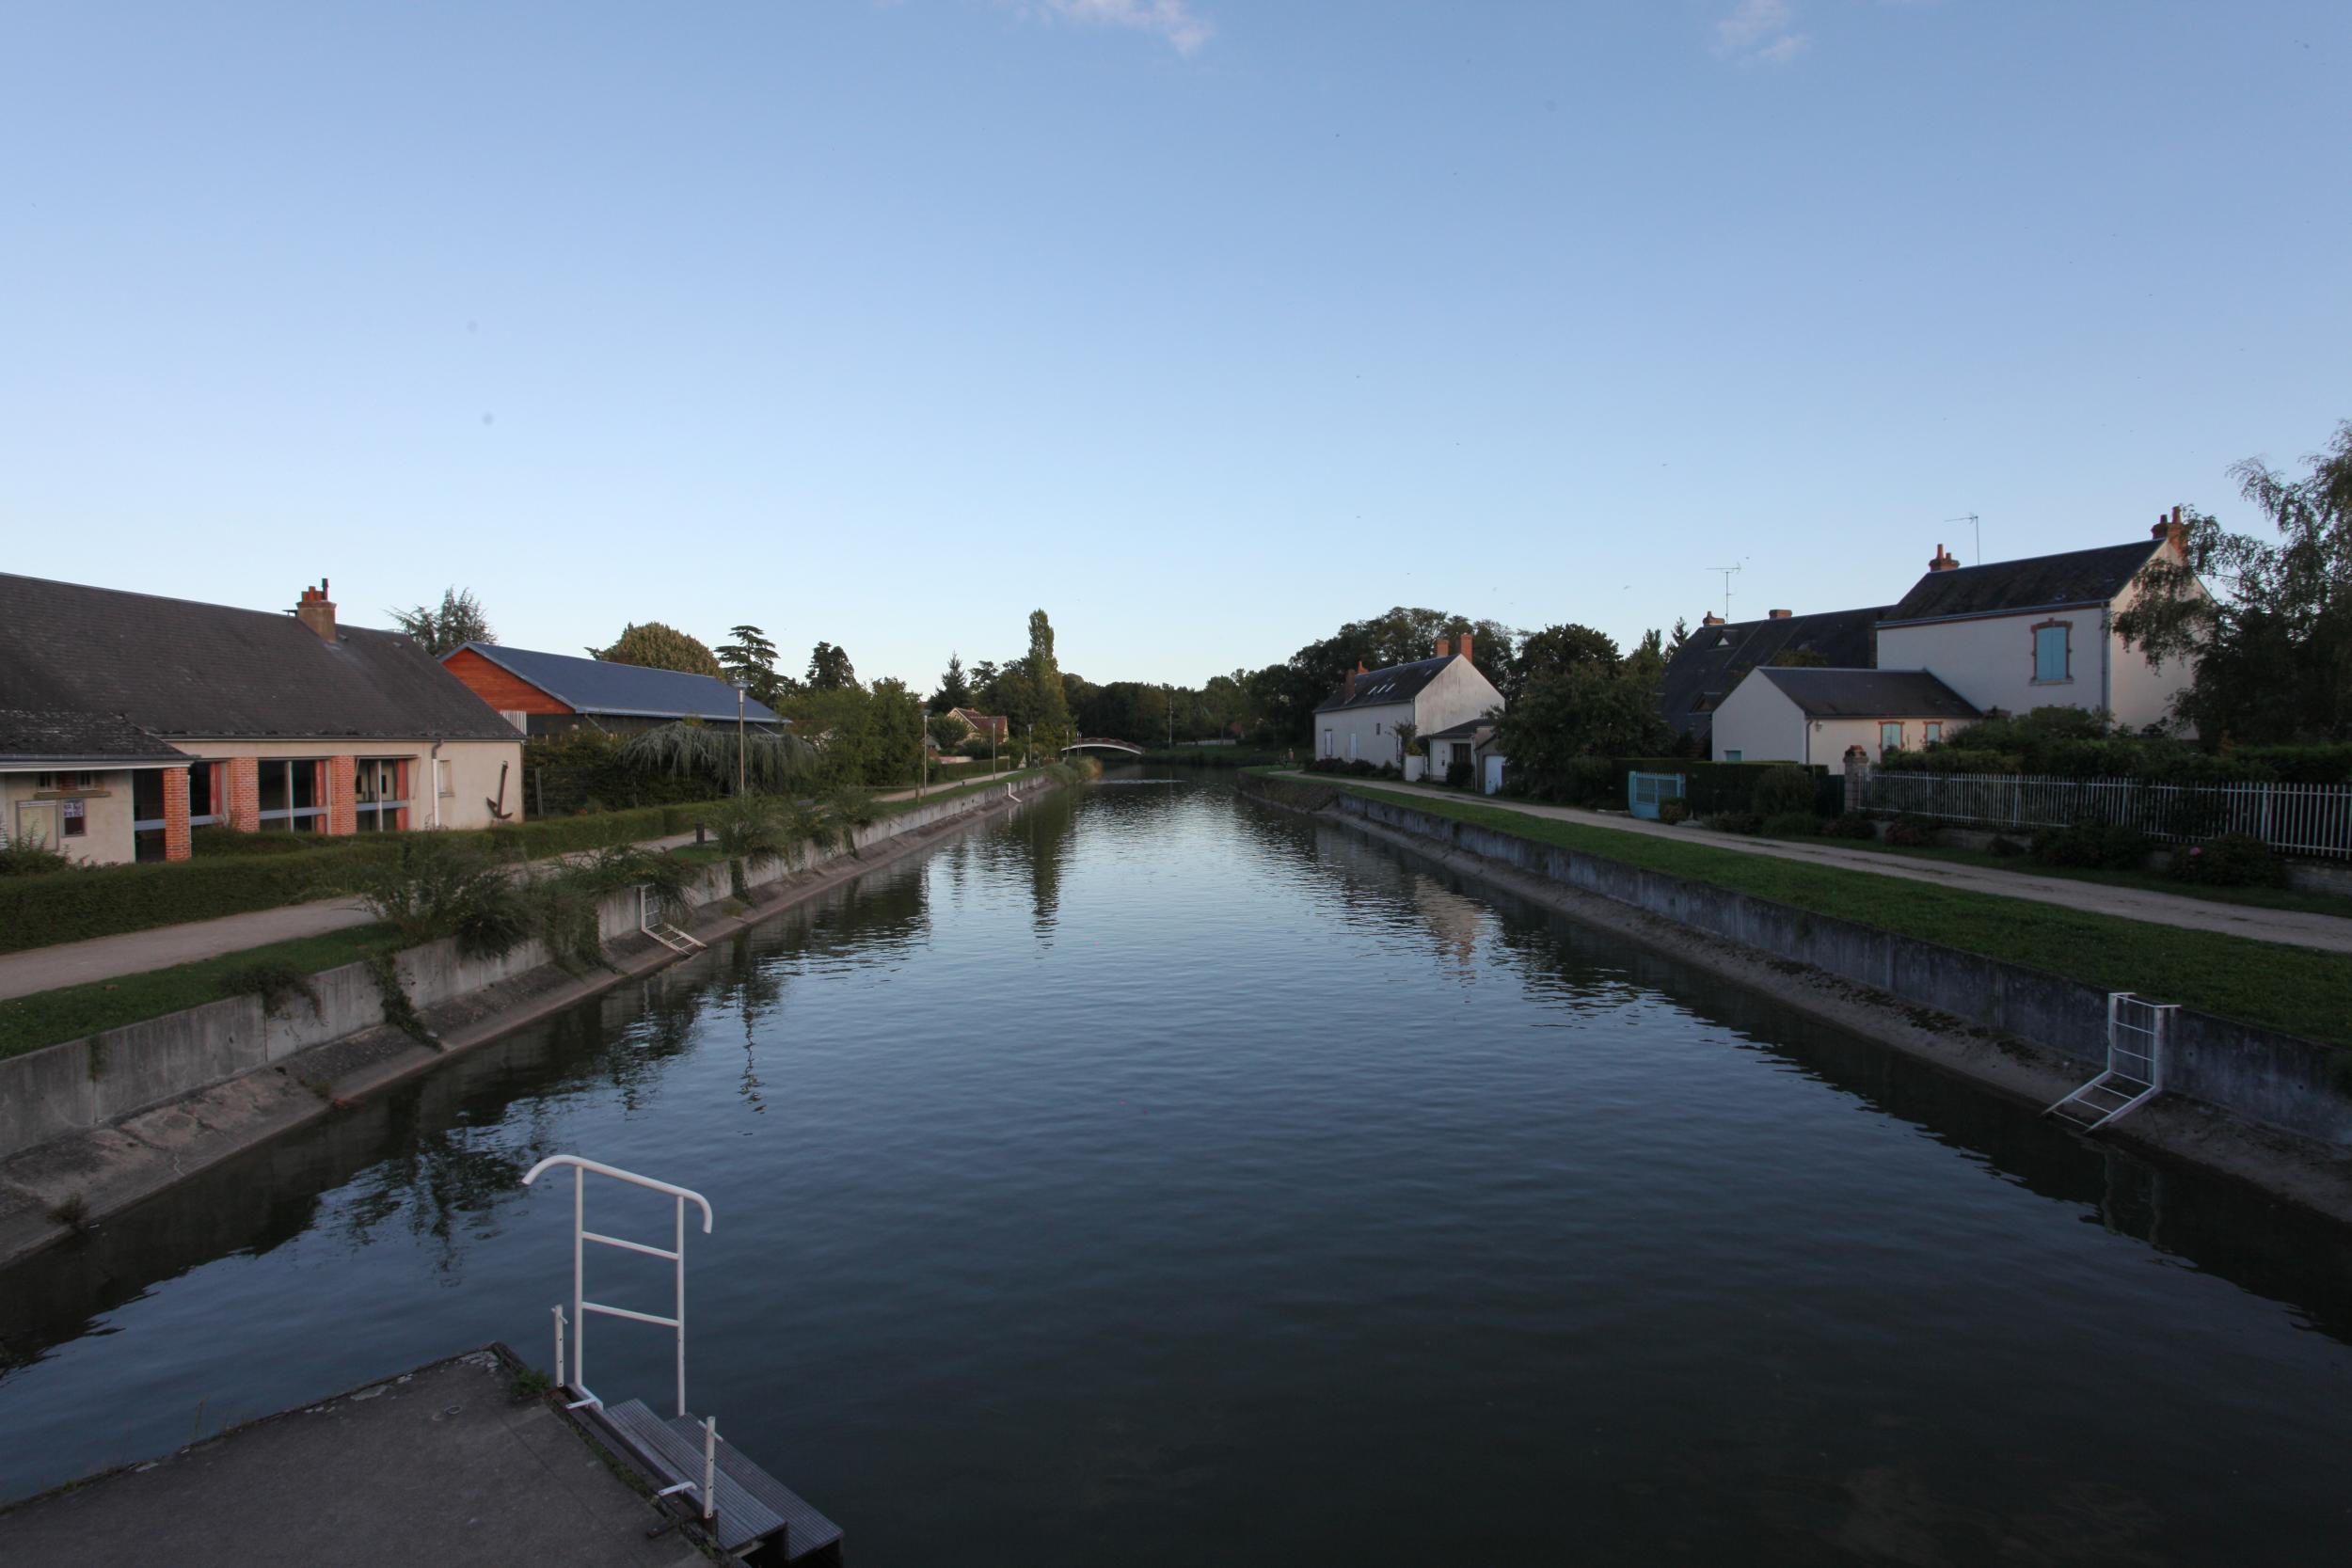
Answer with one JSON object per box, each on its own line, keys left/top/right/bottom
{"left": 1945, "top": 514, "right": 1981, "bottom": 564}
{"left": 1708, "top": 564, "right": 1741, "bottom": 621}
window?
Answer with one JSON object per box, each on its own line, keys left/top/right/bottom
{"left": 1880, "top": 722, "right": 1903, "bottom": 752}
{"left": 2033, "top": 622, "right": 2071, "bottom": 683}
{"left": 355, "top": 759, "right": 408, "bottom": 832}
{"left": 1924, "top": 722, "right": 1942, "bottom": 744}
{"left": 257, "top": 759, "right": 327, "bottom": 831}
{"left": 1724, "top": 750, "right": 1742, "bottom": 762}
{"left": 436, "top": 758, "right": 453, "bottom": 798}
{"left": 188, "top": 762, "right": 217, "bottom": 826}
{"left": 32, "top": 771, "right": 54, "bottom": 791}
{"left": 61, "top": 799, "right": 86, "bottom": 837}
{"left": 75, "top": 771, "right": 94, "bottom": 788}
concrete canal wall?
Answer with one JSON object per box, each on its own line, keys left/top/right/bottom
{"left": 0, "top": 778, "right": 1057, "bottom": 1165}
{"left": 1244, "top": 773, "right": 2352, "bottom": 1152}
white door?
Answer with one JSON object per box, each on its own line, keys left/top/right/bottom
{"left": 1483, "top": 754, "right": 1505, "bottom": 794}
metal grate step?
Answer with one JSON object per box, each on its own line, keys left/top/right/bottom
{"left": 666, "top": 1414, "right": 842, "bottom": 1561}
{"left": 601, "top": 1401, "right": 783, "bottom": 1556}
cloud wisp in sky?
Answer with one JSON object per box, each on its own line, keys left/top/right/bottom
{"left": 1025, "top": 0, "right": 1213, "bottom": 55}
{"left": 1715, "top": 0, "right": 1807, "bottom": 65}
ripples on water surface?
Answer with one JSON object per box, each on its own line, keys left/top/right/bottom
{"left": 3, "top": 774, "right": 2349, "bottom": 1563}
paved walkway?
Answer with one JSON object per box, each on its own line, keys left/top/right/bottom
{"left": 1285, "top": 775, "right": 2352, "bottom": 956}
{"left": 0, "top": 1352, "right": 704, "bottom": 1568}
{"left": 0, "top": 777, "right": 1036, "bottom": 1004}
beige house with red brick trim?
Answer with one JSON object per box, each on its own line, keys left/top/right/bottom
{"left": 0, "top": 574, "right": 524, "bottom": 864}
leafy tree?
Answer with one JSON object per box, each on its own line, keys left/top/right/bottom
{"left": 1665, "top": 618, "right": 1692, "bottom": 660}
{"left": 970, "top": 659, "right": 1001, "bottom": 695}
{"left": 805, "top": 641, "right": 856, "bottom": 691}
{"left": 1510, "top": 623, "right": 1619, "bottom": 703}
{"left": 717, "top": 625, "right": 785, "bottom": 708}
{"left": 2118, "top": 420, "right": 2352, "bottom": 742}
{"left": 593, "top": 622, "right": 723, "bottom": 678}
{"left": 1026, "top": 610, "right": 1072, "bottom": 746}
{"left": 391, "top": 586, "right": 494, "bottom": 657}
{"left": 1494, "top": 629, "right": 1674, "bottom": 788}
{"left": 928, "top": 713, "right": 970, "bottom": 750}
{"left": 932, "top": 653, "right": 973, "bottom": 713}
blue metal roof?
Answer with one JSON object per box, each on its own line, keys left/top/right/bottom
{"left": 453, "top": 642, "right": 785, "bottom": 724}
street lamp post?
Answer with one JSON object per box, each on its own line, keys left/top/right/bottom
{"left": 733, "top": 680, "right": 748, "bottom": 797}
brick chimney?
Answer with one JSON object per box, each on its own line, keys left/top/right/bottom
{"left": 1702, "top": 612, "right": 1725, "bottom": 627}
{"left": 1343, "top": 659, "right": 1364, "bottom": 702}
{"left": 1435, "top": 635, "right": 1451, "bottom": 659}
{"left": 1768, "top": 609, "right": 1792, "bottom": 619}
{"left": 1456, "top": 631, "right": 1473, "bottom": 664}
{"left": 1928, "top": 543, "right": 1960, "bottom": 572}
{"left": 295, "top": 578, "right": 337, "bottom": 640}
{"left": 2153, "top": 505, "right": 2185, "bottom": 551}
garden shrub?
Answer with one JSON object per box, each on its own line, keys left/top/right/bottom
{"left": 1821, "top": 814, "right": 1877, "bottom": 840}
{"left": 1563, "top": 757, "right": 1619, "bottom": 806}
{"left": 1657, "top": 798, "right": 1690, "bottom": 826}
{"left": 1760, "top": 812, "right": 1820, "bottom": 838}
{"left": 0, "top": 835, "right": 73, "bottom": 877}
{"left": 0, "top": 850, "right": 360, "bottom": 955}
{"left": 1446, "top": 760, "right": 1474, "bottom": 788}
{"left": 1751, "top": 766, "right": 1820, "bottom": 818}
{"left": 1883, "top": 815, "right": 1941, "bottom": 848}
{"left": 1702, "top": 811, "right": 1763, "bottom": 835}
{"left": 2168, "top": 832, "right": 2286, "bottom": 888}
{"left": 2028, "top": 822, "right": 2152, "bottom": 870}
{"left": 354, "top": 832, "right": 529, "bottom": 958}
{"left": 1988, "top": 835, "right": 2026, "bottom": 857}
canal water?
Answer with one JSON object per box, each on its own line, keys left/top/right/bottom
{"left": 3, "top": 773, "right": 2348, "bottom": 1563}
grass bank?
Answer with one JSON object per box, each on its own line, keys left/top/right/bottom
{"left": 0, "top": 925, "right": 405, "bottom": 1062}
{"left": 1254, "top": 771, "right": 2352, "bottom": 1049}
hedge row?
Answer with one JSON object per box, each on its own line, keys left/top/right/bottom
{"left": 0, "top": 847, "right": 389, "bottom": 954}
{"left": 1513, "top": 757, "right": 1834, "bottom": 816}
{"left": 1879, "top": 738, "right": 2352, "bottom": 784}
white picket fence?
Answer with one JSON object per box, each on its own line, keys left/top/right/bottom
{"left": 1859, "top": 770, "right": 2352, "bottom": 860}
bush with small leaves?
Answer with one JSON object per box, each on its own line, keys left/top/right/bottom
{"left": 1883, "top": 815, "right": 1942, "bottom": 848}
{"left": 1658, "top": 798, "right": 1691, "bottom": 826}
{"left": 1703, "top": 811, "right": 1764, "bottom": 835}
{"left": 1761, "top": 812, "right": 1821, "bottom": 838}
{"left": 1821, "top": 814, "right": 1877, "bottom": 840}
{"left": 1751, "top": 766, "right": 1820, "bottom": 818}
{"left": 2168, "top": 832, "right": 2285, "bottom": 888}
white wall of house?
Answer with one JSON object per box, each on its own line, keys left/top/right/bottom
{"left": 1413, "top": 657, "right": 1505, "bottom": 737}
{"left": 1709, "top": 676, "right": 1807, "bottom": 767}
{"left": 1876, "top": 593, "right": 2193, "bottom": 733}
{"left": 1315, "top": 701, "right": 1414, "bottom": 765}
{"left": 1, "top": 767, "right": 143, "bottom": 863}
{"left": 1711, "top": 676, "right": 1968, "bottom": 773}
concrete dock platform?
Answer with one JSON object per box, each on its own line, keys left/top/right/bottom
{"left": 0, "top": 1348, "right": 707, "bottom": 1568}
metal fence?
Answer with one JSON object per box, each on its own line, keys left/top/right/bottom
{"left": 1858, "top": 770, "right": 2352, "bottom": 860}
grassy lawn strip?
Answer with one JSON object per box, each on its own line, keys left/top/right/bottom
{"left": 0, "top": 925, "right": 405, "bottom": 1061}
{"left": 1761, "top": 833, "right": 2352, "bottom": 920}
{"left": 1316, "top": 779, "right": 2352, "bottom": 1048}
{"left": 882, "top": 769, "right": 1043, "bottom": 813}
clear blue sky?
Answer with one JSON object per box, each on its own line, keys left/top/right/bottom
{"left": 5, "top": 2, "right": 2345, "bottom": 689}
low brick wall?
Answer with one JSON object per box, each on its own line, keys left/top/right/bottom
{"left": 0, "top": 779, "right": 1054, "bottom": 1161}
{"left": 1248, "top": 774, "right": 2352, "bottom": 1148}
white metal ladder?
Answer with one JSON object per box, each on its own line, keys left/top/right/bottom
{"left": 524, "top": 1154, "right": 721, "bottom": 1520}
{"left": 2046, "top": 992, "right": 2175, "bottom": 1132}
{"left": 639, "top": 885, "right": 707, "bottom": 955}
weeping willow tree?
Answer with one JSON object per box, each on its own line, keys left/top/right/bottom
{"left": 620, "top": 721, "right": 814, "bottom": 795}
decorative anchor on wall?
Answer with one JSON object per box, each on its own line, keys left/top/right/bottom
{"left": 486, "top": 761, "right": 513, "bottom": 821}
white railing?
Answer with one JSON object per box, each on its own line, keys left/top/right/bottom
{"left": 523, "top": 1154, "right": 713, "bottom": 1418}
{"left": 1860, "top": 770, "right": 2352, "bottom": 860}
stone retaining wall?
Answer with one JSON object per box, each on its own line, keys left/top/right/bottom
{"left": 1247, "top": 774, "right": 2352, "bottom": 1147}
{"left": 0, "top": 780, "right": 1050, "bottom": 1161}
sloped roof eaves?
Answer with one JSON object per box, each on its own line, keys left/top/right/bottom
{"left": 1881, "top": 540, "right": 2160, "bottom": 626}
{"left": 1421, "top": 719, "right": 1492, "bottom": 742}
{"left": 1312, "top": 656, "right": 1455, "bottom": 713}
{"left": 1659, "top": 605, "right": 1888, "bottom": 737}
{"left": 455, "top": 642, "right": 785, "bottom": 724}
{"left": 0, "top": 708, "right": 191, "bottom": 767}
{"left": 0, "top": 575, "right": 522, "bottom": 742}
{"left": 1755, "top": 667, "right": 1979, "bottom": 719}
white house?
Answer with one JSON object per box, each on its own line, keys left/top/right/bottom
{"left": 1705, "top": 515, "right": 2207, "bottom": 769}
{"left": 1710, "top": 668, "right": 1979, "bottom": 774}
{"left": 1873, "top": 518, "right": 2201, "bottom": 735}
{"left": 1313, "top": 634, "right": 1505, "bottom": 768}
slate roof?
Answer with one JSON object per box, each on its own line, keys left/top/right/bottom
{"left": 1422, "top": 718, "right": 1493, "bottom": 742}
{"left": 0, "top": 708, "right": 189, "bottom": 768}
{"left": 1660, "top": 606, "right": 1886, "bottom": 742}
{"left": 451, "top": 642, "right": 784, "bottom": 724}
{"left": 1882, "top": 539, "right": 2162, "bottom": 626}
{"left": 1313, "top": 655, "right": 1457, "bottom": 714}
{"left": 1755, "top": 667, "right": 1979, "bottom": 720}
{"left": 0, "top": 573, "right": 522, "bottom": 741}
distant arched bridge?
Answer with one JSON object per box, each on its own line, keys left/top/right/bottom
{"left": 1061, "top": 736, "right": 1145, "bottom": 757}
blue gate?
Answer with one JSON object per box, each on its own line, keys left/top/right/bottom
{"left": 1628, "top": 771, "right": 1685, "bottom": 820}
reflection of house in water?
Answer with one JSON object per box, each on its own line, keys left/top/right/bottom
{"left": 1409, "top": 874, "right": 1486, "bottom": 978}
